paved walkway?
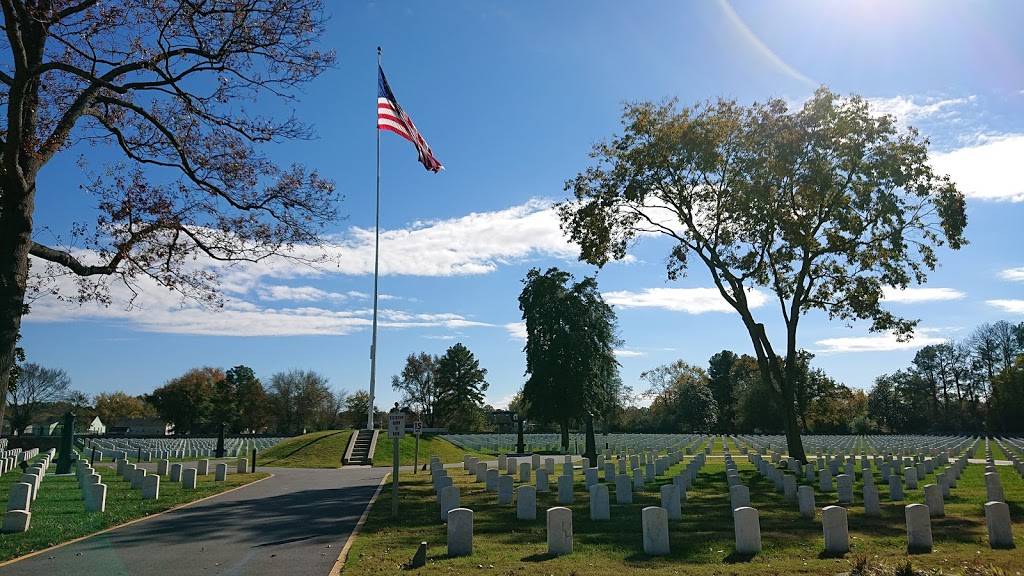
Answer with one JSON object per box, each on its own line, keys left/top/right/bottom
{"left": 3, "top": 466, "right": 387, "bottom": 576}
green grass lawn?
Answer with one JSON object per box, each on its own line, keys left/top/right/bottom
{"left": 0, "top": 461, "right": 268, "bottom": 562}
{"left": 372, "top": 434, "right": 493, "bottom": 467}
{"left": 987, "top": 440, "right": 1010, "bottom": 462}
{"left": 258, "top": 429, "right": 352, "bottom": 468}
{"left": 343, "top": 446, "right": 1024, "bottom": 576}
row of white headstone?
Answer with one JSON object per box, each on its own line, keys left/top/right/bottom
{"left": 445, "top": 505, "right": 681, "bottom": 557}
{"left": 2, "top": 448, "right": 55, "bottom": 533}
{"left": 88, "top": 437, "right": 280, "bottom": 463}
{"left": 1, "top": 446, "right": 36, "bottom": 474}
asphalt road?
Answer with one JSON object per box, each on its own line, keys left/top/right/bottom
{"left": 2, "top": 466, "right": 387, "bottom": 576}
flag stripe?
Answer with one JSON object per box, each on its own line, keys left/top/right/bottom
{"left": 377, "top": 66, "right": 443, "bottom": 172}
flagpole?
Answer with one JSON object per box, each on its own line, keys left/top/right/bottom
{"left": 368, "top": 46, "right": 382, "bottom": 431}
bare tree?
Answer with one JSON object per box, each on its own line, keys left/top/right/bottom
{"left": 7, "top": 362, "right": 70, "bottom": 434}
{"left": 0, "top": 1, "right": 338, "bottom": 427}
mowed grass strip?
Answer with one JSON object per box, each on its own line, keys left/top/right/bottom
{"left": 372, "top": 435, "right": 493, "bottom": 467}
{"left": 258, "top": 429, "right": 352, "bottom": 468}
{"left": 0, "top": 461, "right": 268, "bottom": 562}
{"left": 343, "top": 449, "right": 1024, "bottom": 576}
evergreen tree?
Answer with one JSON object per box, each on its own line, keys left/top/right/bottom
{"left": 434, "top": 343, "right": 489, "bottom": 432}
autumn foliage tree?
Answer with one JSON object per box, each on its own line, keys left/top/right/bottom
{"left": 0, "top": 2, "right": 337, "bottom": 429}
{"left": 561, "top": 88, "right": 967, "bottom": 461}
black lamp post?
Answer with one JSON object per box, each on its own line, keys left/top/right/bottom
{"left": 215, "top": 422, "right": 226, "bottom": 458}
{"left": 514, "top": 412, "right": 525, "bottom": 454}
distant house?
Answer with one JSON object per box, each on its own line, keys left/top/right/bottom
{"left": 488, "top": 410, "right": 516, "bottom": 434}
{"left": 84, "top": 416, "right": 106, "bottom": 435}
{"left": 27, "top": 418, "right": 62, "bottom": 437}
{"left": 110, "top": 418, "right": 172, "bottom": 436}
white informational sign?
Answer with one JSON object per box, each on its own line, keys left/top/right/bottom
{"left": 388, "top": 412, "right": 406, "bottom": 438}
{"left": 413, "top": 421, "right": 423, "bottom": 436}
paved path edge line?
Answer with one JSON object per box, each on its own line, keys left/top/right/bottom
{"left": 0, "top": 473, "right": 275, "bottom": 569}
{"left": 330, "top": 472, "right": 389, "bottom": 576}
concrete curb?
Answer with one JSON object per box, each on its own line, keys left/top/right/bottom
{"left": 329, "top": 471, "right": 389, "bottom": 575}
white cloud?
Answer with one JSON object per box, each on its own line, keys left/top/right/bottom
{"left": 257, "top": 285, "right": 349, "bottom": 302}
{"left": 931, "top": 134, "right": 1024, "bottom": 201}
{"left": 309, "top": 198, "right": 576, "bottom": 277}
{"left": 866, "top": 95, "right": 974, "bottom": 123}
{"left": 814, "top": 328, "right": 947, "bottom": 353}
{"left": 26, "top": 266, "right": 491, "bottom": 337}
{"left": 24, "top": 199, "right": 579, "bottom": 336}
{"left": 881, "top": 287, "right": 965, "bottom": 303}
{"left": 987, "top": 299, "right": 1024, "bottom": 314}
{"left": 999, "top": 267, "right": 1024, "bottom": 282}
{"left": 603, "top": 287, "right": 766, "bottom": 314}
{"left": 614, "top": 349, "right": 646, "bottom": 358}
{"left": 504, "top": 322, "right": 527, "bottom": 342}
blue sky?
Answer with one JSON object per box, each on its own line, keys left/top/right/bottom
{"left": 20, "top": 0, "right": 1024, "bottom": 410}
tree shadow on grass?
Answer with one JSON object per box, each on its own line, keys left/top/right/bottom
{"left": 723, "top": 551, "right": 757, "bottom": 563}
{"left": 520, "top": 551, "right": 558, "bottom": 562}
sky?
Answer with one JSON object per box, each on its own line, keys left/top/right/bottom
{"left": 18, "top": 0, "right": 1024, "bottom": 412}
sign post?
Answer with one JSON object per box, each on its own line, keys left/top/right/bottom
{"left": 413, "top": 420, "right": 423, "bottom": 474}
{"left": 387, "top": 410, "right": 406, "bottom": 517}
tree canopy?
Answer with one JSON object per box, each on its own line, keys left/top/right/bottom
{"left": 560, "top": 87, "right": 967, "bottom": 460}
{"left": 518, "top": 267, "right": 620, "bottom": 458}
{"left": 433, "top": 343, "right": 489, "bottom": 433}
{"left": 0, "top": 0, "right": 337, "bottom": 433}
{"left": 391, "top": 352, "right": 437, "bottom": 426}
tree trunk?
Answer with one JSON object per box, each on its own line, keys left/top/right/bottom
{"left": 0, "top": 176, "right": 36, "bottom": 439}
{"left": 583, "top": 413, "right": 597, "bottom": 465}
{"left": 742, "top": 320, "right": 808, "bottom": 462}
{"left": 559, "top": 418, "right": 569, "bottom": 452}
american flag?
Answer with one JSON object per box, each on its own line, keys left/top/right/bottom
{"left": 377, "top": 66, "right": 443, "bottom": 173}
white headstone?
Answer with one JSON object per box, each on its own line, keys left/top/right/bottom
{"left": 495, "top": 473, "right": 512, "bottom": 500}
{"left": 516, "top": 485, "right": 536, "bottom": 520}
{"left": 733, "top": 507, "right": 761, "bottom": 554}
{"left": 589, "top": 484, "right": 610, "bottom": 520}
{"left": 923, "top": 484, "right": 944, "bottom": 517}
{"left": 660, "top": 484, "right": 681, "bottom": 520}
{"left": 447, "top": 508, "right": 473, "bottom": 556}
{"left": 615, "top": 474, "right": 633, "bottom": 504}
{"left": 642, "top": 506, "right": 670, "bottom": 556}
{"left": 142, "top": 474, "right": 160, "bottom": 500}
{"left": 822, "top": 506, "right": 849, "bottom": 555}
{"left": 558, "top": 474, "right": 574, "bottom": 504}
{"left": 797, "top": 485, "right": 815, "bottom": 519}
{"left": 984, "top": 501, "right": 1014, "bottom": 549}
{"left": 546, "top": 506, "right": 573, "bottom": 556}
{"left": 440, "top": 485, "right": 460, "bottom": 521}
{"left": 183, "top": 468, "right": 198, "bottom": 490}
{"left": 905, "top": 503, "right": 932, "bottom": 553}
{"left": 730, "top": 484, "right": 750, "bottom": 510}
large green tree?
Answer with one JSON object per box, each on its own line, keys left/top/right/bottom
{"left": 707, "top": 350, "right": 738, "bottom": 431}
{"left": 518, "top": 267, "right": 620, "bottom": 461}
{"left": 391, "top": 352, "right": 437, "bottom": 426}
{"left": 149, "top": 367, "right": 222, "bottom": 434}
{"left": 560, "top": 88, "right": 967, "bottom": 461}
{"left": 94, "top": 391, "right": 156, "bottom": 426}
{"left": 0, "top": 1, "right": 336, "bottom": 432}
{"left": 643, "top": 360, "right": 718, "bottom": 433}
{"left": 433, "top": 343, "right": 489, "bottom": 432}
{"left": 218, "top": 365, "right": 268, "bottom": 433}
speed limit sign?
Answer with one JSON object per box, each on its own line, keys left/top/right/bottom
{"left": 413, "top": 421, "right": 423, "bottom": 436}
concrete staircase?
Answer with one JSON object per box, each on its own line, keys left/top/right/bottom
{"left": 343, "top": 429, "right": 378, "bottom": 466}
